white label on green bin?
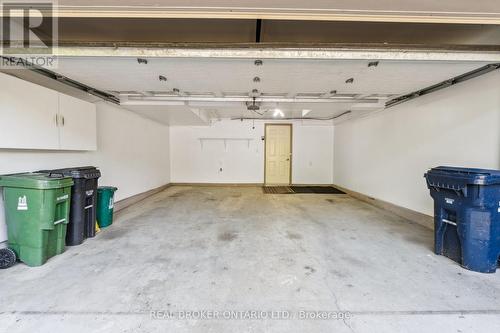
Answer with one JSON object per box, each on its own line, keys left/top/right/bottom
{"left": 57, "top": 194, "right": 69, "bottom": 201}
{"left": 445, "top": 198, "right": 454, "bottom": 205}
{"left": 109, "top": 198, "right": 114, "bottom": 209}
{"left": 17, "top": 196, "right": 28, "bottom": 211}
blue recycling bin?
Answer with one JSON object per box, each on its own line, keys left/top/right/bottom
{"left": 425, "top": 166, "right": 500, "bottom": 273}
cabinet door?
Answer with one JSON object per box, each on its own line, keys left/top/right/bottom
{"left": 0, "top": 73, "right": 60, "bottom": 149}
{"left": 58, "top": 93, "right": 97, "bottom": 151}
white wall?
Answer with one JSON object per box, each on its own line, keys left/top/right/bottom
{"left": 170, "top": 119, "right": 334, "bottom": 184}
{"left": 0, "top": 102, "right": 170, "bottom": 243}
{"left": 292, "top": 124, "right": 335, "bottom": 184}
{"left": 334, "top": 70, "right": 500, "bottom": 216}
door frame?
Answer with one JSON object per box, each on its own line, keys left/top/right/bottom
{"left": 264, "top": 123, "right": 293, "bottom": 185}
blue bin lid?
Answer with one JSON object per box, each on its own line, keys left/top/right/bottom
{"left": 425, "top": 166, "right": 500, "bottom": 186}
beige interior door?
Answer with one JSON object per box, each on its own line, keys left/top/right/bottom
{"left": 265, "top": 124, "right": 292, "bottom": 185}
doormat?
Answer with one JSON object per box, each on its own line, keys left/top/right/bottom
{"left": 263, "top": 186, "right": 294, "bottom": 194}
{"left": 263, "top": 186, "right": 345, "bottom": 194}
{"left": 290, "top": 186, "right": 346, "bottom": 194}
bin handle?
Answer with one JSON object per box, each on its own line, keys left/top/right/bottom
{"left": 429, "top": 185, "right": 467, "bottom": 197}
{"left": 442, "top": 218, "right": 457, "bottom": 226}
{"left": 48, "top": 172, "right": 65, "bottom": 178}
{"left": 54, "top": 218, "right": 66, "bottom": 225}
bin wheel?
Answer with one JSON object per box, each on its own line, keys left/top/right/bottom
{"left": 0, "top": 248, "right": 17, "bottom": 269}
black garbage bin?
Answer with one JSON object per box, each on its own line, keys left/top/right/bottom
{"left": 39, "top": 167, "right": 101, "bottom": 246}
{"left": 424, "top": 166, "right": 500, "bottom": 273}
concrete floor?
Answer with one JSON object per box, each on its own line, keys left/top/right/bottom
{"left": 1, "top": 186, "right": 500, "bottom": 333}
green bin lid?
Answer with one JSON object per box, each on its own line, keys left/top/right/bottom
{"left": 98, "top": 186, "right": 118, "bottom": 192}
{"left": 0, "top": 172, "right": 74, "bottom": 189}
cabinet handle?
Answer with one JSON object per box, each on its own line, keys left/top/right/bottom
{"left": 55, "top": 114, "right": 59, "bottom": 126}
{"left": 62, "top": 116, "right": 65, "bottom": 126}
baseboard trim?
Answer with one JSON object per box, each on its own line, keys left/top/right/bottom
{"left": 290, "top": 184, "right": 336, "bottom": 187}
{"left": 170, "top": 183, "right": 334, "bottom": 187}
{"left": 114, "top": 184, "right": 171, "bottom": 212}
{"left": 334, "top": 184, "right": 434, "bottom": 230}
{"left": 171, "top": 182, "right": 264, "bottom": 187}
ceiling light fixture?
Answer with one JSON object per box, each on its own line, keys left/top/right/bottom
{"left": 345, "top": 78, "right": 354, "bottom": 84}
{"left": 246, "top": 97, "right": 261, "bottom": 112}
{"left": 254, "top": 60, "right": 263, "bottom": 66}
{"left": 253, "top": 76, "right": 261, "bottom": 83}
{"left": 273, "top": 108, "right": 284, "bottom": 118}
{"left": 159, "top": 75, "right": 167, "bottom": 82}
{"left": 172, "top": 88, "right": 180, "bottom": 94}
{"left": 137, "top": 58, "right": 148, "bottom": 65}
{"left": 368, "top": 61, "right": 379, "bottom": 68}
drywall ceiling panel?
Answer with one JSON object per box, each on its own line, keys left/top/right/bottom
{"left": 45, "top": 18, "right": 258, "bottom": 44}
{"left": 56, "top": 0, "right": 500, "bottom": 13}
{"left": 261, "top": 21, "right": 500, "bottom": 46}
{"left": 55, "top": 1, "right": 500, "bottom": 24}
{"left": 32, "top": 18, "right": 500, "bottom": 48}
{"left": 122, "top": 105, "right": 209, "bottom": 125}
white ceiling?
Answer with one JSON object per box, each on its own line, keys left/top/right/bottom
{"left": 50, "top": 56, "right": 489, "bottom": 125}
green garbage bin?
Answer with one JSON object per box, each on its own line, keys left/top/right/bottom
{"left": 97, "top": 186, "right": 117, "bottom": 228}
{"left": 0, "top": 173, "right": 73, "bottom": 267}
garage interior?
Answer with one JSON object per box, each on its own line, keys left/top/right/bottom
{"left": 1, "top": 2, "right": 500, "bottom": 332}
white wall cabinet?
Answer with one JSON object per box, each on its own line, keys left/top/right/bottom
{"left": 58, "top": 93, "right": 97, "bottom": 150}
{"left": 0, "top": 73, "right": 97, "bottom": 151}
{"left": 0, "top": 73, "right": 61, "bottom": 149}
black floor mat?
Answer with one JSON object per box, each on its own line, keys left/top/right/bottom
{"left": 263, "top": 186, "right": 294, "bottom": 194}
{"left": 290, "top": 186, "right": 345, "bottom": 194}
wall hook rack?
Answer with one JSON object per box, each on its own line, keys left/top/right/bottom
{"left": 198, "top": 138, "right": 253, "bottom": 151}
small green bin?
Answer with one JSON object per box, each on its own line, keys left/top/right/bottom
{"left": 0, "top": 173, "right": 73, "bottom": 267}
{"left": 97, "top": 186, "right": 118, "bottom": 228}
